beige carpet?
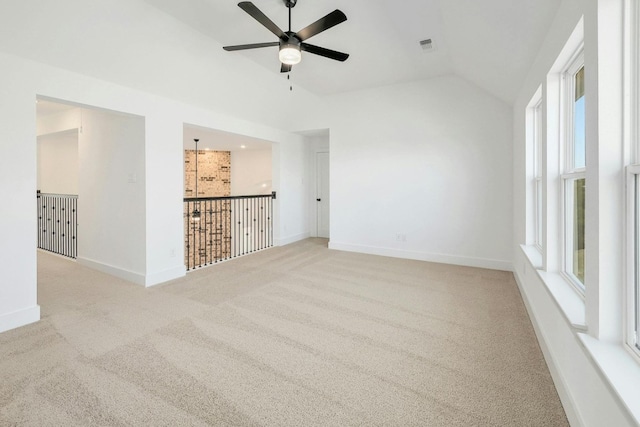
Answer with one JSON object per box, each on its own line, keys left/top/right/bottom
{"left": 0, "top": 238, "right": 567, "bottom": 426}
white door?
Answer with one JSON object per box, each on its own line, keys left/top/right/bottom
{"left": 316, "top": 152, "right": 330, "bottom": 238}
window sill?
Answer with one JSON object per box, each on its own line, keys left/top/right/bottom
{"left": 520, "top": 245, "right": 586, "bottom": 331}
{"left": 536, "top": 271, "right": 587, "bottom": 331}
{"left": 520, "top": 244, "right": 543, "bottom": 269}
{"left": 520, "top": 246, "right": 640, "bottom": 424}
{"left": 578, "top": 334, "right": 640, "bottom": 424}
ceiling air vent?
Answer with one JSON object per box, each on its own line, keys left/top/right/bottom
{"left": 419, "top": 39, "right": 434, "bottom": 52}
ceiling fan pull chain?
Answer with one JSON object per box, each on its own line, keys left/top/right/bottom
{"left": 288, "top": 74, "right": 293, "bottom": 91}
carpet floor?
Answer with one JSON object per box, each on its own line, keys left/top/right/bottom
{"left": 0, "top": 238, "right": 568, "bottom": 426}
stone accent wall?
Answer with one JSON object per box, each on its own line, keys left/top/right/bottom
{"left": 184, "top": 150, "right": 230, "bottom": 197}
{"left": 184, "top": 149, "right": 232, "bottom": 269}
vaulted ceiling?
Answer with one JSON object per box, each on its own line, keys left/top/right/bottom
{"left": 144, "top": 0, "right": 561, "bottom": 103}
{"left": 0, "top": 0, "right": 562, "bottom": 131}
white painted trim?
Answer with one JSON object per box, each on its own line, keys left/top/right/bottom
{"left": 521, "top": 244, "right": 543, "bottom": 269}
{"left": 521, "top": 244, "right": 586, "bottom": 330}
{"left": 560, "top": 47, "right": 586, "bottom": 295}
{"left": 537, "top": 270, "right": 587, "bottom": 331}
{"left": 77, "top": 256, "right": 145, "bottom": 286}
{"left": 0, "top": 305, "right": 41, "bottom": 334}
{"left": 328, "top": 241, "right": 512, "bottom": 271}
{"left": 625, "top": 168, "right": 640, "bottom": 359}
{"left": 144, "top": 265, "right": 186, "bottom": 288}
{"left": 57, "top": 253, "right": 185, "bottom": 288}
{"left": 275, "top": 232, "right": 310, "bottom": 247}
{"left": 512, "top": 270, "right": 584, "bottom": 427}
{"left": 625, "top": 0, "right": 640, "bottom": 362}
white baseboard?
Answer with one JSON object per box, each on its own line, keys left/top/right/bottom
{"left": 275, "top": 232, "right": 310, "bottom": 247}
{"left": 327, "top": 241, "right": 512, "bottom": 271}
{"left": 144, "top": 265, "right": 186, "bottom": 287}
{"left": 78, "top": 257, "right": 186, "bottom": 287}
{"left": 77, "top": 256, "right": 146, "bottom": 286}
{"left": 0, "top": 305, "right": 40, "bottom": 334}
{"left": 512, "top": 269, "right": 583, "bottom": 427}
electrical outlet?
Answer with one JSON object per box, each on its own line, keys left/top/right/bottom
{"left": 170, "top": 248, "right": 176, "bottom": 258}
{"left": 396, "top": 233, "right": 406, "bottom": 242}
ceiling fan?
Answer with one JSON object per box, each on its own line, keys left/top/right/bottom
{"left": 223, "top": 0, "right": 349, "bottom": 73}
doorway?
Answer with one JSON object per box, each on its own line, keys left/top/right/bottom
{"left": 316, "top": 152, "right": 330, "bottom": 238}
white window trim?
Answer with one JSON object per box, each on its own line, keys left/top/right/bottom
{"left": 626, "top": 167, "right": 640, "bottom": 360}
{"left": 625, "top": 0, "right": 640, "bottom": 361}
{"left": 534, "top": 177, "right": 543, "bottom": 251}
{"left": 560, "top": 48, "right": 586, "bottom": 294}
{"left": 533, "top": 99, "right": 544, "bottom": 252}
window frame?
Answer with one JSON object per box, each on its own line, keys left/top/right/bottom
{"left": 626, "top": 166, "right": 640, "bottom": 358}
{"left": 625, "top": 0, "right": 640, "bottom": 360}
{"left": 533, "top": 99, "right": 544, "bottom": 252}
{"left": 560, "top": 48, "right": 586, "bottom": 294}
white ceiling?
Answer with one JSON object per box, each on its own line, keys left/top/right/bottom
{"left": 36, "top": 99, "right": 76, "bottom": 117}
{"left": 144, "top": 0, "right": 561, "bottom": 103}
{"left": 184, "top": 124, "right": 272, "bottom": 151}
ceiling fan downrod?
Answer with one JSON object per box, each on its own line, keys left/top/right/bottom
{"left": 285, "top": 0, "right": 296, "bottom": 31}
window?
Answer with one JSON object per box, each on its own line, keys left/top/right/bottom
{"left": 628, "top": 1, "right": 640, "bottom": 358}
{"left": 628, "top": 166, "right": 640, "bottom": 356}
{"left": 633, "top": 173, "right": 640, "bottom": 352}
{"left": 562, "top": 52, "right": 586, "bottom": 291}
{"left": 533, "top": 100, "right": 543, "bottom": 250}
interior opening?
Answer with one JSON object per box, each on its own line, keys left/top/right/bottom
{"left": 182, "top": 124, "right": 274, "bottom": 270}
{"left": 36, "top": 96, "right": 146, "bottom": 313}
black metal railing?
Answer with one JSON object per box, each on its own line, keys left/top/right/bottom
{"left": 37, "top": 192, "right": 78, "bottom": 259}
{"left": 183, "top": 193, "right": 274, "bottom": 271}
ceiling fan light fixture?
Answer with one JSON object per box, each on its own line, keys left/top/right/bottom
{"left": 279, "top": 44, "right": 302, "bottom": 65}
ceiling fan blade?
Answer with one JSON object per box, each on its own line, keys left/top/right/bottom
{"left": 238, "top": 2, "right": 286, "bottom": 40}
{"left": 301, "top": 43, "right": 349, "bottom": 62}
{"left": 281, "top": 63, "right": 292, "bottom": 73}
{"left": 296, "top": 10, "right": 347, "bottom": 41}
{"left": 223, "top": 41, "right": 279, "bottom": 51}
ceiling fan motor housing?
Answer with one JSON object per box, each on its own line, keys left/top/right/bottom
{"left": 282, "top": 31, "right": 301, "bottom": 47}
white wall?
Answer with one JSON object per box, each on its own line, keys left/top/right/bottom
{"left": 0, "top": 75, "right": 39, "bottom": 333}
{"left": 37, "top": 108, "right": 80, "bottom": 136}
{"left": 326, "top": 75, "right": 513, "bottom": 270}
{"left": 272, "top": 139, "right": 311, "bottom": 245}
{"left": 37, "top": 130, "right": 78, "bottom": 194}
{"left": 231, "top": 149, "right": 272, "bottom": 196}
{"left": 0, "top": 47, "right": 311, "bottom": 332}
{"left": 76, "top": 109, "right": 147, "bottom": 283}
